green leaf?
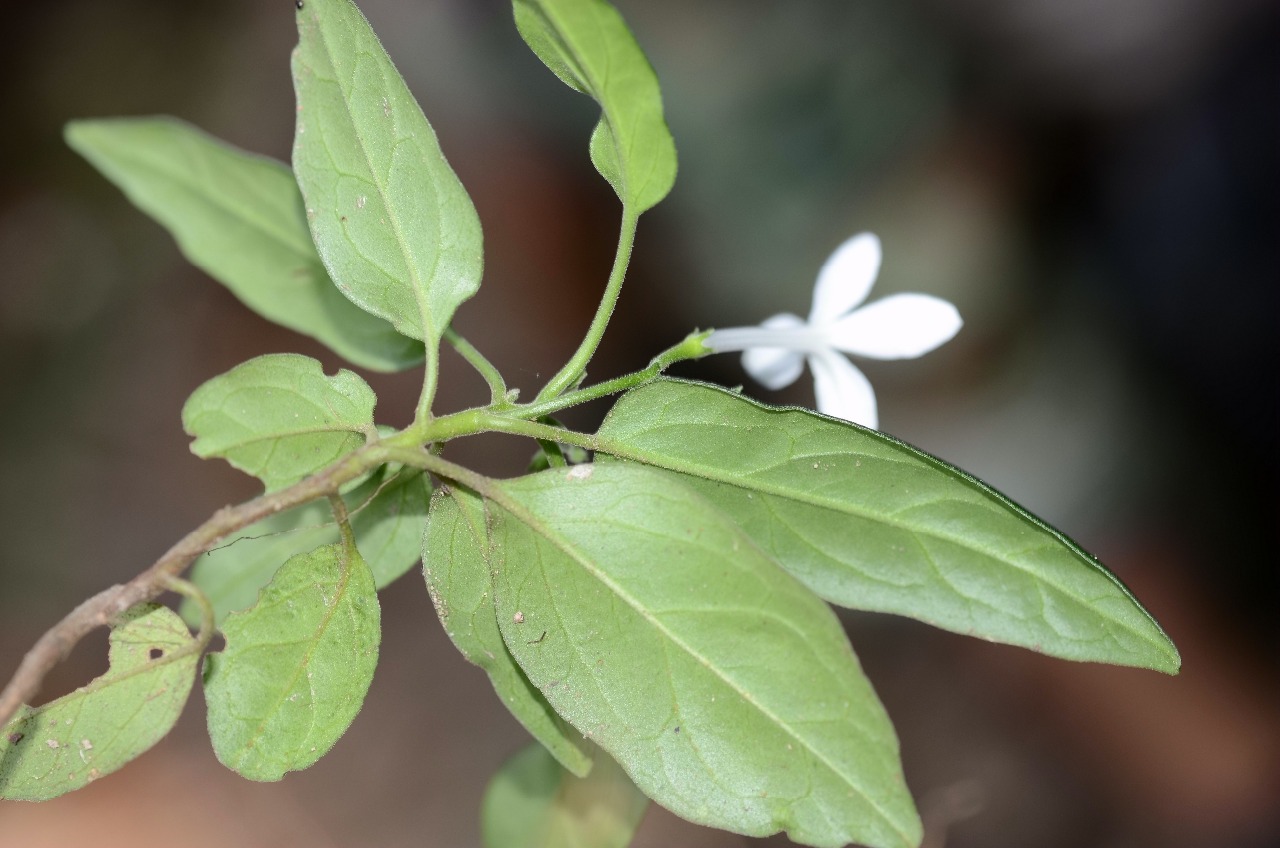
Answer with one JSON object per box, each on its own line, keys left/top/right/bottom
{"left": 64, "top": 117, "right": 422, "bottom": 372}
{"left": 423, "top": 487, "right": 591, "bottom": 777}
{"left": 482, "top": 742, "right": 648, "bottom": 848}
{"left": 184, "top": 467, "right": 429, "bottom": 625}
{"left": 292, "top": 0, "right": 483, "bottom": 345}
{"left": 513, "top": 0, "right": 677, "bottom": 213}
{"left": 595, "top": 378, "right": 1181, "bottom": 674}
{"left": 204, "top": 537, "right": 380, "bottom": 782}
{"left": 182, "top": 353, "right": 376, "bottom": 492}
{"left": 0, "top": 605, "right": 199, "bottom": 801}
{"left": 484, "top": 463, "right": 921, "bottom": 848}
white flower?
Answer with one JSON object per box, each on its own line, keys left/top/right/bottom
{"left": 705, "top": 233, "right": 962, "bottom": 429}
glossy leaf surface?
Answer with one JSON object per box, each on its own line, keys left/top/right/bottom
{"left": 0, "top": 605, "right": 199, "bottom": 801}
{"left": 487, "top": 463, "right": 920, "bottom": 848}
{"left": 481, "top": 742, "right": 648, "bottom": 848}
{"left": 513, "top": 0, "right": 676, "bottom": 212}
{"left": 423, "top": 487, "right": 591, "bottom": 777}
{"left": 182, "top": 353, "right": 375, "bottom": 492}
{"left": 204, "top": 539, "right": 380, "bottom": 781}
{"left": 292, "top": 0, "right": 483, "bottom": 344}
{"left": 596, "top": 379, "right": 1180, "bottom": 674}
{"left": 64, "top": 117, "right": 422, "bottom": 372}
{"left": 185, "top": 467, "right": 429, "bottom": 625}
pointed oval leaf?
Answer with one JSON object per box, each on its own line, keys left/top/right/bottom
{"left": 203, "top": 539, "right": 380, "bottom": 781}
{"left": 182, "top": 353, "right": 376, "bottom": 492}
{"left": 485, "top": 463, "right": 921, "bottom": 848}
{"left": 513, "top": 0, "right": 677, "bottom": 213}
{"left": 64, "top": 117, "right": 422, "bottom": 372}
{"left": 596, "top": 378, "right": 1180, "bottom": 674}
{"left": 0, "top": 605, "right": 199, "bottom": 801}
{"left": 482, "top": 742, "right": 648, "bottom": 848}
{"left": 423, "top": 487, "right": 591, "bottom": 777}
{"left": 184, "top": 467, "right": 429, "bottom": 625}
{"left": 292, "top": 0, "right": 483, "bottom": 343}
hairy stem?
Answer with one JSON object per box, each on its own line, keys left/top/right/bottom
{"left": 534, "top": 205, "right": 639, "bottom": 403}
{"left": 0, "top": 329, "right": 709, "bottom": 729}
{"left": 518, "top": 330, "right": 711, "bottom": 421}
{"left": 443, "top": 327, "right": 508, "bottom": 405}
{"left": 0, "top": 441, "right": 397, "bottom": 729}
{"left": 415, "top": 342, "right": 442, "bottom": 425}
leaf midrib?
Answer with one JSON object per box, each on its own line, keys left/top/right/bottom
{"left": 593, "top": 428, "right": 1167, "bottom": 655}
{"left": 491, "top": 485, "right": 911, "bottom": 846}
{"left": 309, "top": 11, "right": 436, "bottom": 341}
{"left": 227, "top": 544, "right": 356, "bottom": 769}
{"left": 93, "top": 134, "right": 314, "bottom": 261}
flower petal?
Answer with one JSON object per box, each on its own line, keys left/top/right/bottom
{"left": 743, "top": 347, "right": 805, "bottom": 390}
{"left": 808, "top": 350, "right": 878, "bottom": 429}
{"left": 740, "top": 314, "right": 807, "bottom": 389}
{"left": 826, "top": 293, "right": 962, "bottom": 360}
{"left": 809, "top": 233, "right": 882, "bottom": 325}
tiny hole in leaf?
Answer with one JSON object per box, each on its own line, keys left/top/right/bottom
{"left": 149, "top": 648, "right": 164, "bottom": 660}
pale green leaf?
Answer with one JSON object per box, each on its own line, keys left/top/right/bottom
{"left": 485, "top": 463, "right": 921, "bottom": 848}
{"left": 0, "top": 605, "right": 199, "bottom": 801}
{"left": 184, "top": 467, "right": 429, "bottom": 625}
{"left": 64, "top": 117, "right": 422, "bottom": 372}
{"left": 482, "top": 742, "right": 648, "bottom": 848}
{"left": 596, "top": 378, "right": 1180, "bottom": 674}
{"left": 292, "top": 0, "right": 483, "bottom": 344}
{"left": 423, "top": 487, "right": 591, "bottom": 777}
{"left": 204, "top": 538, "right": 380, "bottom": 781}
{"left": 182, "top": 353, "right": 376, "bottom": 492}
{"left": 513, "top": 0, "right": 677, "bottom": 213}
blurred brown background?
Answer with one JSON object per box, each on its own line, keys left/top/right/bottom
{"left": 1, "top": 1, "right": 1276, "bottom": 846}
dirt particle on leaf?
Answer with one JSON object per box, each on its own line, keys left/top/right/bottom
{"left": 7, "top": 732, "right": 23, "bottom": 745}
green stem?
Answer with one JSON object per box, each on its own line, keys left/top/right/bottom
{"left": 535, "top": 205, "right": 639, "bottom": 404}
{"left": 480, "top": 417, "right": 599, "bottom": 454}
{"left": 518, "top": 330, "right": 711, "bottom": 421}
{"left": 444, "top": 327, "right": 508, "bottom": 405}
{"left": 416, "top": 343, "right": 442, "bottom": 425}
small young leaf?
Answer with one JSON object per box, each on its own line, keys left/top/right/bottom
{"left": 596, "top": 378, "right": 1181, "bottom": 674}
{"left": 204, "top": 538, "right": 380, "bottom": 782}
{"left": 182, "top": 353, "right": 376, "bottom": 492}
{"left": 292, "top": 0, "right": 483, "bottom": 344}
{"left": 481, "top": 742, "right": 648, "bottom": 848}
{"left": 184, "top": 467, "right": 429, "bottom": 625}
{"left": 0, "top": 605, "right": 199, "bottom": 801}
{"left": 63, "top": 117, "right": 423, "bottom": 372}
{"left": 423, "top": 487, "right": 591, "bottom": 777}
{"left": 486, "top": 463, "right": 921, "bottom": 848}
{"left": 513, "top": 0, "right": 677, "bottom": 213}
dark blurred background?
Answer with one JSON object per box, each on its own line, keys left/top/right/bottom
{"left": 1, "top": 1, "right": 1276, "bottom": 846}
